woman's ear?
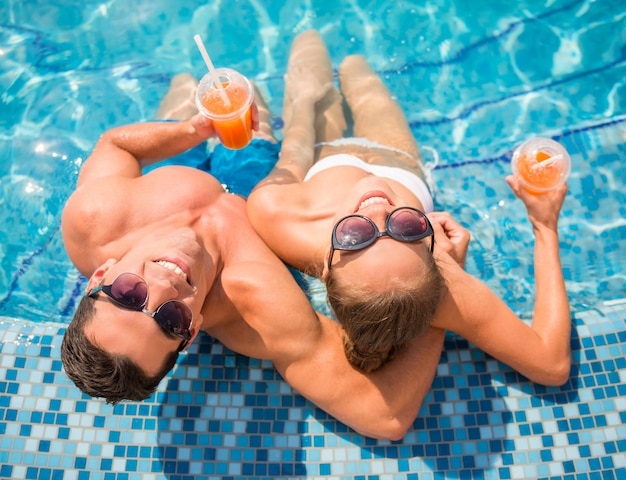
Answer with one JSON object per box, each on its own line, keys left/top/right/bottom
{"left": 85, "top": 258, "right": 117, "bottom": 294}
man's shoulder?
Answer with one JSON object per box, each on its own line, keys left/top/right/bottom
{"left": 222, "top": 243, "right": 311, "bottom": 306}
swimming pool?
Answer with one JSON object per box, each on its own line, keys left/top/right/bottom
{"left": 1, "top": 0, "right": 625, "bottom": 479}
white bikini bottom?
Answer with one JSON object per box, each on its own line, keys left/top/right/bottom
{"left": 304, "top": 153, "right": 434, "bottom": 213}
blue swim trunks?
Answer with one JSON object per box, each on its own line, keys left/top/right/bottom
{"left": 200, "top": 139, "right": 281, "bottom": 197}
{"left": 142, "top": 122, "right": 280, "bottom": 197}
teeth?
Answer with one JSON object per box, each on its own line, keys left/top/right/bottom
{"left": 156, "top": 261, "right": 188, "bottom": 282}
{"left": 359, "top": 197, "right": 390, "bottom": 209}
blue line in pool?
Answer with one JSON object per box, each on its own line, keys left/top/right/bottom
{"left": 407, "top": 43, "right": 626, "bottom": 129}
{"left": 379, "top": 0, "right": 587, "bottom": 74}
{"left": 255, "top": 0, "right": 589, "bottom": 85}
{"left": 61, "top": 277, "right": 87, "bottom": 317}
{"left": 0, "top": 225, "right": 60, "bottom": 310}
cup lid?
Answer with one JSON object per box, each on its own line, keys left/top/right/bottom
{"left": 511, "top": 138, "right": 571, "bottom": 192}
{"left": 195, "top": 68, "right": 253, "bottom": 119}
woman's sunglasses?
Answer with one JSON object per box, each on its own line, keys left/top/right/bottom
{"left": 328, "top": 207, "right": 435, "bottom": 270}
{"left": 88, "top": 272, "right": 193, "bottom": 351}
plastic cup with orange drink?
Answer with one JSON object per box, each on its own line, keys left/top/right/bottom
{"left": 511, "top": 138, "right": 571, "bottom": 193}
{"left": 195, "top": 68, "right": 254, "bottom": 150}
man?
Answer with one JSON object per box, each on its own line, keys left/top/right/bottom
{"left": 59, "top": 68, "right": 467, "bottom": 439}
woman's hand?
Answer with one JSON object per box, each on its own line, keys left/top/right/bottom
{"left": 505, "top": 175, "right": 567, "bottom": 232}
{"left": 428, "top": 211, "right": 470, "bottom": 268}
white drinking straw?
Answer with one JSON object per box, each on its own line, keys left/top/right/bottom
{"left": 193, "top": 34, "right": 230, "bottom": 107}
{"left": 531, "top": 153, "right": 562, "bottom": 170}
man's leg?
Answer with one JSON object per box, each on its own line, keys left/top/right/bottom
{"left": 338, "top": 55, "right": 422, "bottom": 161}
{"left": 156, "top": 73, "right": 199, "bottom": 121}
{"left": 252, "top": 82, "right": 277, "bottom": 143}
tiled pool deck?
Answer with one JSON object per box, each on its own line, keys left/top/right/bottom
{"left": 1, "top": 297, "right": 624, "bottom": 480}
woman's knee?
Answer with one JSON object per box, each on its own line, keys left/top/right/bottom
{"left": 339, "top": 56, "right": 388, "bottom": 101}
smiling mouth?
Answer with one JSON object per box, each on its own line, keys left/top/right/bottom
{"left": 155, "top": 260, "right": 189, "bottom": 284}
{"left": 355, "top": 191, "right": 394, "bottom": 212}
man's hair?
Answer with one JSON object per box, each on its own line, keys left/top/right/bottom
{"left": 61, "top": 296, "right": 179, "bottom": 404}
{"left": 325, "top": 256, "right": 445, "bottom": 373}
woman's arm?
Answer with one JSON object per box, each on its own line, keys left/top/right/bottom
{"left": 505, "top": 176, "right": 571, "bottom": 381}
{"left": 434, "top": 179, "right": 571, "bottom": 385}
{"left": 428, "top": 212, "right": 471, "bottom": 268}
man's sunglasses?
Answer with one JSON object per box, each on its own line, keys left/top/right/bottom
{"left": 88, "top": 272, "right": 193, "bottom": 351}
{"left": 328, "top": 207, "right": 435, "bottom": 270}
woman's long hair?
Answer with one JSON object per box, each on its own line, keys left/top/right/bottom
{"left": 325, "top": 256, "right": 445, "bottom": 372}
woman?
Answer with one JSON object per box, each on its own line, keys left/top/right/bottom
{"left": 247, "top": 30, "right": 571, "bottom": 384}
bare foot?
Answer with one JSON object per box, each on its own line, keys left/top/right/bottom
{"left": 252, "top": 82, "right": 277, "bottom": 143}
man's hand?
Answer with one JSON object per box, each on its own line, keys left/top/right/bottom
{"left": 190, "top": 104, "right": 260, "bottom": 138}
{"left": 428, "top": 211, "right": 471, "bottom": 268}
{"left": 190, "top": 113, "right": 217, "bottom": 139}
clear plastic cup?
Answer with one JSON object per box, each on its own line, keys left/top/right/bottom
{"left": 511, "top": 138, "right": 571, "bottom": 193}
{"left": 195, "top": 68, "right": 254, "bottom": 150}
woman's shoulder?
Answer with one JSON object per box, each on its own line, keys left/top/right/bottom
{"left": 248, "top": 181, "right": 314, "bottom": 219}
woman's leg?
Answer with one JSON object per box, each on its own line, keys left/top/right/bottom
{"left": 338, "top": 55, "right": 421, "bottom": 162}
{"left": 283, "top": 30, "right": 345, "bottom": 143}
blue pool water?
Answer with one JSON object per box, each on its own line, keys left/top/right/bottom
{"left": 1, "top": 1, "right": 625, "bottom": 479}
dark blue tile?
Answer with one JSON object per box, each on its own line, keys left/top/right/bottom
{"left": 25, "top": 467, "right": 38, "bottom": 480}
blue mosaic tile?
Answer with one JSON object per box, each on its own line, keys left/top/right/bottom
{"left": 0, "top": 295, "right": 624, "bottom": 479}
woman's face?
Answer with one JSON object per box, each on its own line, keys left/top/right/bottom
{"left": 324, "top": 178, "right": 432, "bottom": 290}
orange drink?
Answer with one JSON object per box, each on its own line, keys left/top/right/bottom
{"left": 196, "top": 68, "right": 254, "bottom": 150}
{"left": 511, "top": 138, "right": 571, "bottom": 193}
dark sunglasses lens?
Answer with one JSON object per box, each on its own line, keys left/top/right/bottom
{"left": 155, "top": 301, "right": 192, "bottom": 337}
{"left": 389, "top": 209, "right": 428, "bottom": 238}
{"left": 335, "top": 217, "right": 376, "bottom": 247}
{"left": 110, "top": 274, "right": 148, "bottom": 308}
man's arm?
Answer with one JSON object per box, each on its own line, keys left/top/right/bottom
{"left": 275, "top": 315, "right": 445, "bottom": 440}
{"left": 62, "top": 115, "right": 218, "bottom": 275}
{"left": 235, "top": 259, "right": 445, "bottom": 440}
{"left": 237, "top": 214, "right": 475, "bottom": 440}
{"left": 76, "top": 115, "right": 216, "bottom": 187}
{"left": 215, "top": 251, "right": 445, "bottom": 440}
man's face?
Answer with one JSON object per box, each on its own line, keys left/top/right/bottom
{"left": 84, "top": 230, "right": 207, "bottom": 376}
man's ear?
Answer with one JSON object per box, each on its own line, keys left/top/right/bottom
{"left": 180, "top": 314, "right": 203, "bottom": 352}
{"left": 85, "top": 258, "right": 117, "bottom": 294}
